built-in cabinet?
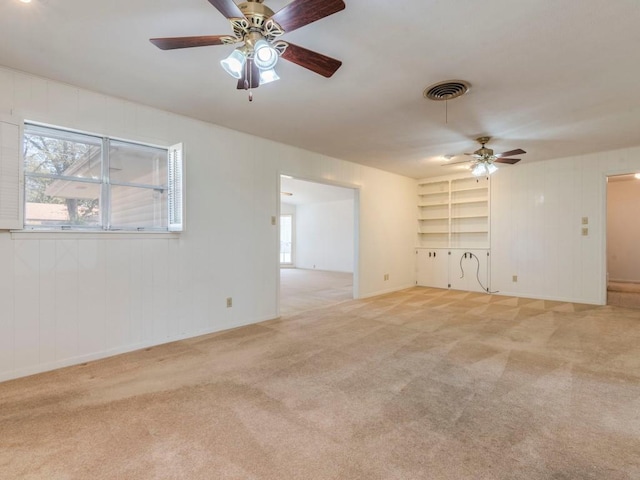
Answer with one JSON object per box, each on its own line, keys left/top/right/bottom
{"left": 416, "top": 249, "right": 449, "bottom": 289}
{"left": 417, "top": 248, "right": 490, "bottom": 293}
{"left": 416, "top": 175, "right": 491, "bottom": 292}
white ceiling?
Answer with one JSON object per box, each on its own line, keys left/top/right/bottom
{"left": 2, "top": 0, "right": 639, "bottom": 179}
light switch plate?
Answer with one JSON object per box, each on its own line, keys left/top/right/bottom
{"left": 582, "top": 217, "right": 589, "bottom": 225}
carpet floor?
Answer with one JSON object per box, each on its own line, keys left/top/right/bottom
{"left": 1, "top": 287, "right": 639, "bottom": 479}
{"left": 608, "top": 281, "right": 640, "bottom": 309}
{"left": 280, "top": 268, "right": 353, "bottom": 316}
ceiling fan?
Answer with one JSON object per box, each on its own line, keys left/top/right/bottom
{"left": 150, "top": 0, "right": 345, "bottom": 97}
{"left": 443, "top": 136, "right": 526, "bottom": 176}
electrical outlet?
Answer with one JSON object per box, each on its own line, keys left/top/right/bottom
{"left": 384, "top": 274, "right": 390, "bottom": 281}
{"left": 271, "top": 216, "right": 276, "bottom": 226}
{"left": 512, "top": 275, "right": 518, "bottom": 283}
{"left": 226, "top": 297, "right": 232, "bottom": 308}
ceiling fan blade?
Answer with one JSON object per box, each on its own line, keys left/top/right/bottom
{"left": 442, "top": 159, "right": 472, "bottom": 166}
{"left": 496, "top": 148, "right": 526, "bottom": 158}
{"left": 464, "top": 153, "right": 479, "bottom": 156}
{"left": 280, "top": 43, "right": 342, "bottom": 78}
{"left": 494, "top": 158, "right": 521, "bottom": 165}
{"left": 206, "top": 0, "right": 245, "bottom": 19}
{"left": 270, "top": 0, "right": 345, "bottom": 34}
{"left": 150, "top": 35, "right": 235, "bottom": 50}
{"left": 236, "top": 59, "right": 260, "bottom": 90}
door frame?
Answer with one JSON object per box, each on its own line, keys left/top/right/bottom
{"left": 602, "top": 170, "right": 640, "bottom": 305}
{"left": 276, "top": 172, "right": 361, "bottom": 317}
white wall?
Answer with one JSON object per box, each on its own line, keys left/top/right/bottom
{"left": 607, "top": 177, "right": 640, "bottom": 283}
{"left": 280, "top": 203, "right": 296, "bottom": 215}
{"left": 0, "top": 66, "right": 417, "bottom": 381}
{"left": 296, "top": 198, "right": 354, "bottom": 273}
{"left": 490, "top": 146, "right": 640, "bottom": 304}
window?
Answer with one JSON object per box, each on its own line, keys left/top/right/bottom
{"left": 280, "top": 214, "right": 293, "bottom": 265}
{"left": 22, "top": 123, "right": 183, "bottom": 231}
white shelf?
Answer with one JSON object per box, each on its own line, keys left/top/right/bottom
{"left": 417, "top": 176, "right": 490, "bottom": 248}
{"left": 451, "top": 198, "right": 488, "bottom": 205}
{"left": 451, "top": 186, "right": 489, "bottom": 193}
{"left": 451, "top": 215, "right": 488, "bottom": 220}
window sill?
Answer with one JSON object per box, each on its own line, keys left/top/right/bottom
{"left": 10, "top": 230, "right": 181, "bottom": 240}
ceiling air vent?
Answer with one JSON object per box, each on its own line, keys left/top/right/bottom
{"left": 423, "top": 80, "right": 471, "bottom": 101}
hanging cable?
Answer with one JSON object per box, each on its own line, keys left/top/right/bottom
{"left": 458, "top": 251, "right": 499, "bottom": 293}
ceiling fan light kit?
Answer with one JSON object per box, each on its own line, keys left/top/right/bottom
{"left": 150, "top": 0, "right": 346, "bottom": 100}
{"left": 442, "top": 137, "right": 527, "bottom": 177}
{"left": 220, "top": 49, "right": 246, "bottom": 79}
{"left": 472, "top": 161, "right": 497, "bottom": 177}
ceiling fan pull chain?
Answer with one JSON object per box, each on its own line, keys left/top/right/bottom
{"left": 445, "top": 99, "right": 448, "bottom": 124}
{"left": 242, "top": 59, "right": 253, "bottom": 102}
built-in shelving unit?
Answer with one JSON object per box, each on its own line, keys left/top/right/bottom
{"left": 416, "top": 175, "right": 490, "bottom": 292}
{"left": 417, "top": 180, "right": 450, "bottom": 248}
{"left": 417, "top": 175, "right": 489, "bottom": 249}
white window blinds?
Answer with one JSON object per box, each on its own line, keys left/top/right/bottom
{"left": 0, "top": 116, "right": 23, "bottom": 230}
{"left": 168, "top": 143, "right": 184, "bottom": 232}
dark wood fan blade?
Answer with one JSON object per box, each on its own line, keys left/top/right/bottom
{"left": 236, "top": 59, "right": 260, "bottom": 89}
{"left": 442, "top": 159, "right": 472, "bottom": 166}
{"left": 494, "top": 158, "right": 521, "bottom": 165}
{"left": 150, "top": 35, "right": 234, "bottom": 50}
{"left": 206, "top": 0, "right": 244, "bottom": 19}
{"left": 280, "top": 43, "right": 342, "bottom": 78}
{"left": 496, "top": 148, "right": 526, "bottom": 158}
{"left": 270, "top": 0, "right": 345, "bottom": 34}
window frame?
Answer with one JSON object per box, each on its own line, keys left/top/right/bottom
{"left": 280, "top": 213, "right": 294, "bottom": 266}
{"left": 21, "top": 122, "right": 183, "bottom": 233}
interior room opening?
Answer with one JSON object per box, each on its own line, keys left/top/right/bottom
{"left": 278, "top": 175, "right": 357, "bottom": 316}
{"left": 606, "top": 173, "right": 640, "bottom": 308}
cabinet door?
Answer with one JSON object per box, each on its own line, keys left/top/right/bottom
{"left": 448, "top": 249, "right": 489, "bottom": 293}
{"left": 416, "top": 248, "right": 449, "bottom": 289}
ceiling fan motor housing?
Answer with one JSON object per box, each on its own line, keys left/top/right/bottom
{"left": 239, "top": 1, "right": 275, "bottom": 20}
{"left": 475, "top": 137, "right": 494, "bottom": 159}
{"left": 475, "top": 146, "right": 494, "bottom": 158}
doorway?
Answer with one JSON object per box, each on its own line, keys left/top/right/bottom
{"left": 278, "top": 175, "right": 359, "bottom": 316}
{"left": 606, "top": 173, "right": 640, "bottom": 308}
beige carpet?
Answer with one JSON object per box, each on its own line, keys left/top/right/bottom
{"left": 280, "top": 268, "right": 353, "bottom": 316}
{"left": 1, "top": 287, "right": 639, "bottom": 479}
{"left": 608, "top": 281, "right": 640, "bottom": 309}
